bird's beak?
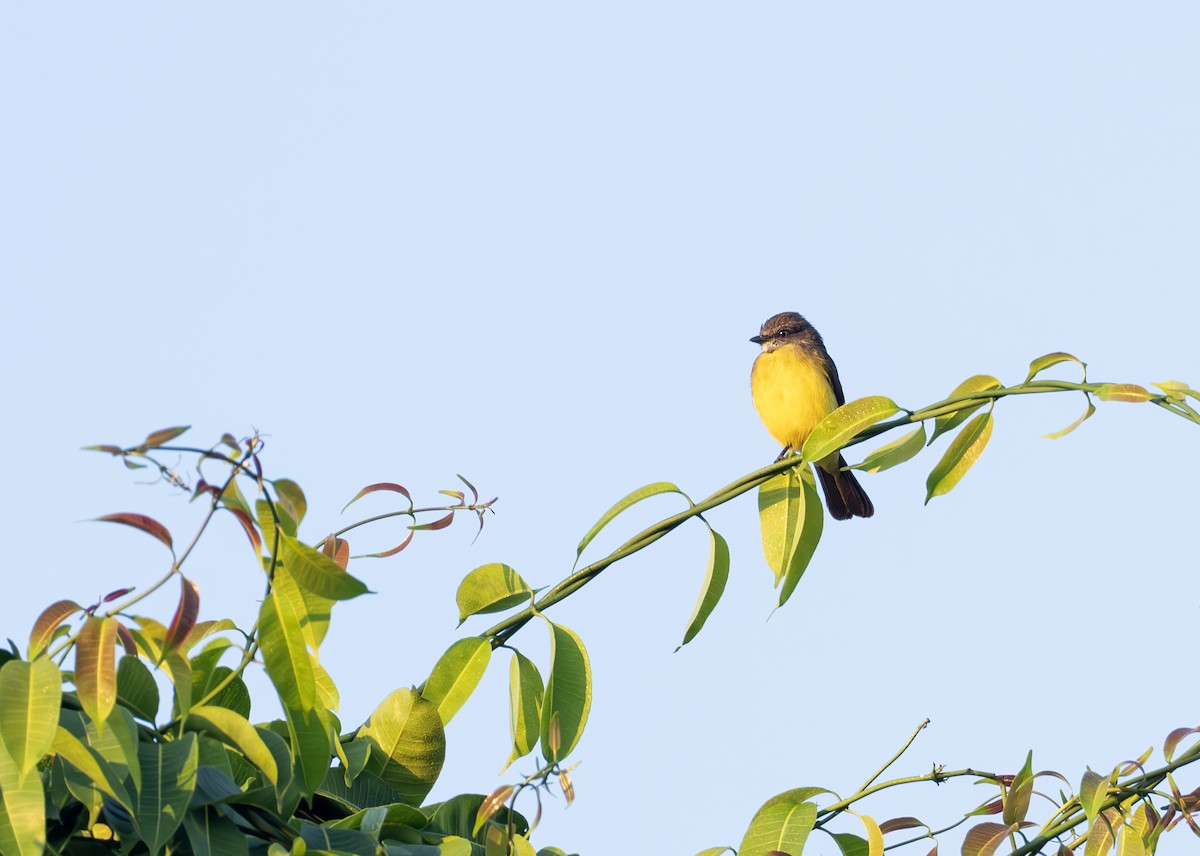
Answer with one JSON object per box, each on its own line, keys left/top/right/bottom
{"left": 750, "top": 335, "right": 765, "bottom": 344}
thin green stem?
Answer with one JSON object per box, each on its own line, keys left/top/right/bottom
{"left": 858, "top": 718, "right": 931, "bottom": 794}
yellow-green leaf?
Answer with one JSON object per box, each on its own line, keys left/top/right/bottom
{"left": 503, "top": 651, "right": 543, "bottom": 772}
{"left": 456, "top": 563, "right": 533, "bottom": 624}
{"left": 1026, "top": 352, "right": 1086, "bottom": 383}
{"left": 851, "top": 424, "right": 926, "bottom": 473}
{"left": 421, "top": 638, "right": 492, "bottom": 726}
{"left": 776, "top": 465, "right": 823, "bottom": 609}
{"left": 738, "top": 797, "right": 817, "bottom": 856}
{"left": 962, "top": 822, "right": 1016, "bottom": 856}
{"left": 257, "top": 577, "right": 317, "bottom": 713}
{"left": 801, "top": 396, "right": 901, "bottom": 464}
{"left": 1042, "top": 401, "right": 1096, "bottom": 439}
{"left": 1004, "top": 751, "right": 1034, "bottom": 825}
{"left": 356, "top": 688, "right": 445, "bottom": 806}
{"left": 924, "top": 412, "right": 993, "bottom": 503}
{"left": 859, "top": 813, "right": 884, "bottom": 856}
{"left": 75, "top": 616, "right": 118, "bottom": 732}
{"left": 187, "top": 705, "right": 279, "bottom": 787}
{"left": 930, "top": 375, "right": 1001, "bottom": 443}
{"left": 0, "top": 658, "right": 61, "bottom": 776}
{"left": 0, "top": 742, "right": 45, "bottom": 856}
{"left": 278, "top": 533, "right": 369, "bottom": 601}
{"left": 1094, "top": 383, "right": 1153, "bottom": 403}
{"left": 539, "top": 620, "right": 591, "bottom": 763}
{"left": 678, "top": 527, "right": 730, "bottom": 649}
{"left": 575, "top": 482, "right": 688, "bottom": 566}
{"left": 1080, "top": 769, "right": 1108, "bottom": 822}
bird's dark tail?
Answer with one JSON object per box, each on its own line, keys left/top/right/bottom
{"left": 817, "top": 455, "right": 874, "bottom": 521}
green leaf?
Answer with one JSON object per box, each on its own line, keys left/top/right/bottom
{"left": 357, "top": 688, "right": 446, "bottom": 806}
{"left": 456, "top": 563, "right": 533, "bottom": 624}
{"left": 737, "top": 798, "right": 817, "bottom": 856}
{"left": 759, "top": 465, "right": 824, "bottom": 606}
{"left": 273, "top": 478, "right": 307, "bottom": 536}
{"left": 924, "top": 412, "right": 994, "bottom": 503}
{"left": 503, "top": 651, "right": 544, "bottom": 772}
{"left": 777, "top": 465, "right": 823, "bottom": 608}
{"left": 84, "top": 704, "right": 141, "bottom": 792}
{"left": 930, "top": 375, "right": 1001, "bottom": 443}
{"left": 801, "top": 396, "right": 901, "bottom": 464}
{"left": 859, "top": 813, "right": 884, "bottom": 856}
{"left": 961, "top": 822, "right": 1017, "bottom": 856}
{"left": 117, "top": 654, "right": 160, "bottom": 722}
{"left": 75, "top": 615, "right": 118, "bottom": 732}
{"left": 421, "top": 638, "right": 492, "bottom": 726}
{"left": 134, "top": 732, "right": 199, "bottom": 855}
{"left": 677, "top": 527, "right": 730, "bottom": 649}
{"left": 1025, "top": 352, "right": 1086, "bottom": 383}
{"left": 1004, "top": 750, "right": 1034, "bottom": 825}
{"left": 258, "top": 577, "right": 317, "bottom": 713}
{"left": 182, "top": 805, "right": 251, "bottom": 856}
{"left": 831, "top": 833, "right": 870, "bottom": 856}
{"left": 851, "top": 424, "right": 927, "bottom": 473}
{"left": 1093, "top": 383, "right": 1153, "bottom": 403}
{"left": 51, "top": 725, "right": 133, "bottom": 809}
{"left": 0, "top": 742, "right": 45, "bottom": 856}
{"left": 187, "top": 705, "right": 279, "bottom": 787}
{"left": 694, "top": 849, "right": 736, "bottom": 856}
{"left": 539, "top": 621, "right": 592, "bottom": 764}
{"left": 1080, "top": 768, "right": 1108, "bottom": 822}
{"left": 1042, "top": 401, "right": 1096, "bottom": 439}
{"left": 278, "top": 532, "right": 370, "bottom": 601}
{"left": 289, "top": 705, "right": 334, "bottom": 797}
{"left": 758, "top": 466, "right": 803, "bottom": 587}
{"left": 300, "top": 820, "right": 377, "bottom": 855}
{"left": 575, "top": 482, "right": 687, "bottom": 566}
{"left": 0, "top": 657, "right": 61, "bottom": 775}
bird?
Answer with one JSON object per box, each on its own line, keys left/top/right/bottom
{"left": 750, "top": 311, "right": 874, "bottom": 520}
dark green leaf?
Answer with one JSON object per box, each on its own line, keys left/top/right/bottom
{"left": 134, "top": 733, "right": 199, "bottom": 854}
{"left": 116, "top": 655, "right": 159, "bottom": 722}
{"left": 678, "top": 527, "right": 730, "bottom": 649}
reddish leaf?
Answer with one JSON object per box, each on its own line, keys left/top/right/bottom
{"left": 1165, "top": 727, "right": 1200, "bottom": 761}
{"left": 29, "top": 599, "right": 84, "bottom": 657}
{"left": 143, "top": 426, "right": 190, "bottom": 448}
{"left": 321, "top": 536, "right": 351, "bottom": 570}
{"left": 102, "top": 587, "right": 134, "bottom": 603}
{"left": 164, "top": 576, "right": 200, "bottom": 653}
{"left": 458, "top": 474, "right": 479, "bottom": 504}
{"left": 961, "top": 822, "right": 1015, "bottom": 856}
{"left": 473, "top": 784, "right": 515, "bottom": 835}
{"left": 342, "top": 481, "right": 414, "bottom": 512}
{"left": 219, "top": 433, "right": 239, "bottom": 450}
{"left": 192, "top": 479, "right": 219, "bottom": 502}
{"left": 439, "top": 490, "right": 465, "bottom": 503}
{"left": 364, "top": 530, "right": 414, "bottom": 559}
{"left": 225, "top": 508, "right": 262, "bottom": 557}
{"left": 115, "top": 623, "right": 138, "bottom": 656}
{"left": 926, "top": 846, "right": 938, "bottom": 856}
{"left": 879, "top": 817, "right": 925, "bottom": 834}
{"left": 75, "top": 616, "right": 118, "bottom": 730}
{"left": 95, "top": 513, "right": 174, "bottom": 550}
{"left": 410, "top": 510, "right": 455, "bottom": 532}
{"left": 969, "top": 798, "right": 1005, "bottom": 816}
{"left": 82, "top": 444, "right": 125, "bottom": 455}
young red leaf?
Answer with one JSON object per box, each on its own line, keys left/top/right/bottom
{"left": 102, "top": 587, "right": 135, "bottom": 603}
{"left": 1164, "top": 726, "right": 1200, "bottom": 762}
{"left": 342, "top": 482, "right": 413, "bottom": 512}
{"left": 321, "top": 536, "right": 351, "bottom": 570}
{"left": 410, "top": 511, "right": 455, "bottom": 532}
{"left": 224, "top": 507, "right": 263, "bottom": 557}
{"left": 115, "top": 623, "right": 138, "bottom": 656}
{"left": 361, "top": 530, "right": 414, "bottom": 559}
{"left": 163, "top": 576, "right": 200, "bottom": 653}
{"left": 94, "top": 513, "right": 174, "bottom": 550}
{"left": 29, "top": 599, "right": 84, "bottom": 658}
{"left": 82, "top": 444, "right": 125, "bottom": 455}
{"left": 879, "top": 817, "right": 925, "bottom": 834}
{"left": 143, "top": 426, "right": 190, "bottom": 448}
{"left": 457, "top": 474, "right": 480, "bottom": 504}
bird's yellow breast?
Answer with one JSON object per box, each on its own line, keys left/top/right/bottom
{"left": 751, "top": 344, "right": 839, "bottom": 450}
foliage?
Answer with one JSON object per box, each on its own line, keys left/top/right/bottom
{"left": 0, "top": 354, "right": 1197, "bottom": 855}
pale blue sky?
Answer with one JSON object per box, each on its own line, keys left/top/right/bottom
{"left": 2, "top": 5, "right": 1197, "bottom": 854}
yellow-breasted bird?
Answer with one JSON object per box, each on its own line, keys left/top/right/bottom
{"left": 750, "top": 311, "right": 874, "bottom": 521}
